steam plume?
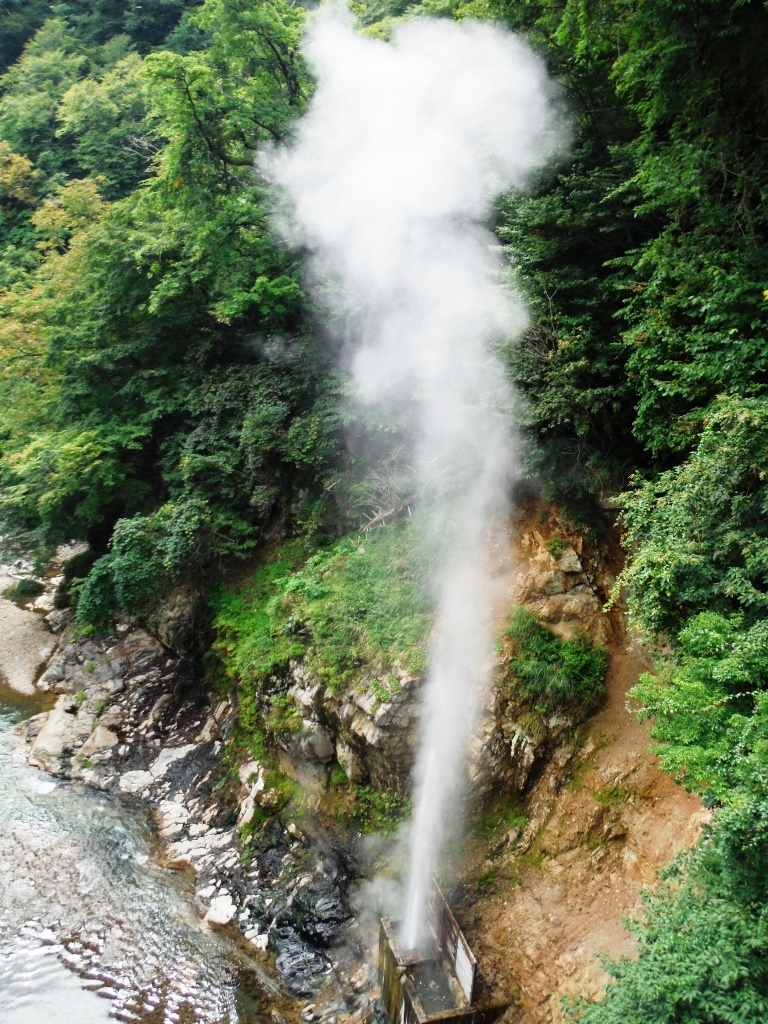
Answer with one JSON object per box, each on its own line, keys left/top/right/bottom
{"left": 266, "top": 7, "right": 562, "bottom": 948}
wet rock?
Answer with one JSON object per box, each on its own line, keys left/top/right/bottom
{"left": 205, "top": 891, "right": 237, "bottom": 926}
{"left": 289, "top": 885, "right": 351, "bottom": 947}
{"left": 17, "top": 712, "right": 47, "bottom": 743}
{"left": 269, "top": 926, "right": 329, "bottom": 997}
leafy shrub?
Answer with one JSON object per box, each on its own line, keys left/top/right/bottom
{"left": 506, "top": 607, "right": 608, "bottom": 712}
{"left": 630, "top": 611, "right": 768, "bottom": 796}
{"left": 545, "top": 534, "right": 566, "bottom": 561}
{"left": 355, "top": 785, "right": 410, "bottom": 836}
{"left": 73, "top": 498, "right": 225, "bottom": 626}
{"left": 2, "top": 577, "right": 43, "bottom": 604}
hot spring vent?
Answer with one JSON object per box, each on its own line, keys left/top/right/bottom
{"left": 378, "top": 883, "right": 508, "bottom": 1024}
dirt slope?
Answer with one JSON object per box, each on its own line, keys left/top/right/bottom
{"left": 457, "top": 502, "right": 706, "bottom": 1023}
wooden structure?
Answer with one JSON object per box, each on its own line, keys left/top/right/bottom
{"left": 378, "top": 883, "right": 508, "bottom": 1024}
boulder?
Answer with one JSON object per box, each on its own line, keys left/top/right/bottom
{"left": 80, "top": 725, "right": 119, "bottom": 757}
{"left": 205, "top": 891, "right": 237, "bottom": 927}
{"left": 28, "top": 700, "right": 92, "bottom": 774}
{"left": 119, "top": 770, "right": 154, "bottom": 794}
{"left": 289, "top": 884, "right": 350, "bottom": 947}
{"left": 268, "top": 926, "right": 329, "bottom": 997}
{"left": 557, "top": 549, "right": 583, "bottom": 574}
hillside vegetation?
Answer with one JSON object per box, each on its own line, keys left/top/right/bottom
{"left": 1, "top": 0, "right": 768, "bottom": 1019}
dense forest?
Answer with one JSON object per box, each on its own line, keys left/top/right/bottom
{"left": 1, "top": 0, "right": 768, "bottom": 1020}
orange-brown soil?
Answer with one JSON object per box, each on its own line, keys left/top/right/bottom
{"left": 456, "top": 500, "right": 706, "bottom": 1023}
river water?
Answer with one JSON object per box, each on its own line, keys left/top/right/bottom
{"left": 0, "top": 680, "right": 276, "bottom": 1023}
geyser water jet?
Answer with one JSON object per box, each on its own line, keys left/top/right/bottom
{"left": 266, "top": 6, "right": 562, "bottom": 951}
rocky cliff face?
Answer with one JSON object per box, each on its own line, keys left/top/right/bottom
{"left": 15, "top": 499, "right": 623, "bottom": 1018}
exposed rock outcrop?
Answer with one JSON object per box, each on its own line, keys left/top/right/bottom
{"left": 14, "top": 499, "right": 623, "bottom": 1019}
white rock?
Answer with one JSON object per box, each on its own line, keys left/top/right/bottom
{"left": 80, "top": 725, "right": 119, "bottom": 756}
{"left": 149, "top": 744, "right": 198, "bottom": 779}
{"left": 119, "top": 770, "right": 154, "bottom": 794}
{"left": 214, "top": 701, "right": 231, "bottom": 721}
{"left": 238, "top": 760, "right": 262, "bottom": 786}
{"left": 238, "top": 793, "right": 256, "bottom": 827}
{"left": 204, "top": 892, "right": 237, "bottom": 926}
{"left": 195, "top": 718, "right": 218, "bottom": 743}
{"left": 156, "top": 800, "right": 190, "bottom": 832}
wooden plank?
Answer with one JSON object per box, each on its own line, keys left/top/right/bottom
{"left": 454, "top": 941, "right": 474, "bottom": 1003}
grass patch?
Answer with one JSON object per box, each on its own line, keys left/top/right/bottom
{"left": 516, "top": 849, "right": 544, "bottom": 872}
{"left": 505, "top": 607, "right": 609, "bottom": 714}
{"left": 355, "top": 785, "right": 411, "bottom": 835}
{"left": 475, "top": 867, "right": 498, "bottom": 894}
{"left": 211, "top": 521, "right": 431, "bottom": 697}
{"left": 322, "top": 770, "right": 410, "bottom": 836}
{"left": 474, "top": 796, "right": 529, "bottom": 842}
{"left": 266, "top": 693, "right": 303, "bottom": 735}
{"left": 210, "top": 521, "right": 433, "bottom": 753}
{"left": 593, "top": 784, "right": 632, "bottom": 806}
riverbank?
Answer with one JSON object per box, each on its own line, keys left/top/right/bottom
{"left": 0, "top": 555, "right": 57, "bottom": 694}
{"left": 16, "top": 620, "right": 369, "bottom": 1018}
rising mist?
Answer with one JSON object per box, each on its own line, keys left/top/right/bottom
{"left": 265, "top": 6, "right": 563, "bottom": 948}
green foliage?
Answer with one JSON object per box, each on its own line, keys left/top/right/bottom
{"left": 266, "top": 692, "right": 303, "bottom": 735}
{"left": 616, "top": 396, "right": 768, "bottom": 639}
{"left": 474, "top": 796, "right": 528, "bottom": 841}
{"left": 0, "top": 19, "right": 87, "bottom": 175}
{"left": 55, "top": 53, "right": 151, "bottom": 197}
{"left": 505, "top": 607, "right": 608, "bottom": 713}
{"left": 329, "top": 763, "right": 348, "bottom": 787}
{"left": 209, "top": 539, "right": 310, "bottom": 708}
{"left": 592, "top": 784, "right": 630, "bottom": 808}
{"left": 210, "top": 523, "right": 431, "bottom": 803}
{"left": 545, "top": 534, "right": 566, "bottom": 561}
{"left": 2, "top": 577, "right": 44, "bottom": 604}
{"left": 355, "top": 785, "right": 410, "bottom": 836}
{"left": 211, "top": 521, "right": 432, "bottom": 701}
{"left": 72, "top": 502, "right": 212, "bottom": 625}
{"left": 629, "top": 612, "right": 768, "bottom": 798}
{"left": 0, "top": 0, "right": 349, "bottom": 623}
{"left": 1, "top": 424, "right": 151, "bottom": 547}
{"left": 0, "top": 1, "right": 53, "bottom": 72}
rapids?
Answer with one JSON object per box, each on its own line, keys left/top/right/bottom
{"left": 0, "top": 620, "right": 274, "bottom": 1023}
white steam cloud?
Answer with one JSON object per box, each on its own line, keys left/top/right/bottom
{"left": 266, "top": 7, "right": 562, "bottom": 948}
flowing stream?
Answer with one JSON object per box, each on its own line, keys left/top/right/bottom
{"left": 0, "top": 667, "right": 274, "bottom": 1023}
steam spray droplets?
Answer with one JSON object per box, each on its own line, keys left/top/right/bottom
{"left": 266, "top": 7, "right": 563, "bottom": 950}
